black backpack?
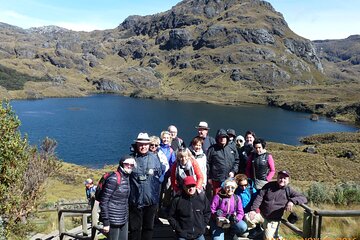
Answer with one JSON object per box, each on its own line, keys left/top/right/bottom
{"left": 94, "top": 171, "right": 121, "bottom": 202}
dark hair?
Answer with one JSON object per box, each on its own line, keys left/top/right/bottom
{"left": 191, "top": 136, "right": 203, "bottom": 146}
{"left": 235, "top": 174, "right": 248, "bottom": 183}
{"left": 253, "top": 138, "right": 266, "bottom": 148}
{"left": 245, "top": 130, "right": 256, "bottom": 138}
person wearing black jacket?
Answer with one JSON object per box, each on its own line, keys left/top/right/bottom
{"left": 207, "top": 129, "right": 239, "bottom": 195}
{"left": 168, "top": 176, "right": 211, "bottom": 240}
{"left": 99, "top": 155, "right": 136, "bottom": 240}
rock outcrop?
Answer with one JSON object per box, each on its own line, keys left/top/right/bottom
{"left": 0, "top": 0, "right": 331, "bottom": 97}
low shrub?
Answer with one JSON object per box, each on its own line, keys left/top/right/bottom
{"left": 307, "top": 181, "right": 360, "bottom": 205}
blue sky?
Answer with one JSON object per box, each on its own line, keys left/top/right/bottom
{"left": 0, "top": 0, "right": 358, "bottom": 40}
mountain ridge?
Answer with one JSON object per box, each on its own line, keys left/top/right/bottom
{"left": 0, "top": 0, "right": 359, "bottom": 125}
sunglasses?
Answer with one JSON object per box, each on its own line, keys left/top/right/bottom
{"left": 239, "top": 184, "right": 248, "bottom": 187}
{"left": 225, "top": 186, "right": 236, "bottom": 190}
{"left": 123, "top": 163, "right": 135, "bottom": 167}
{"left": 185, "top": 185, "right": 196, "bottom": 188}
{"left": 150, "top": 144, "right": 159, "bottom": 147}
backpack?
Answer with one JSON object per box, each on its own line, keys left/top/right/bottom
{"left": 94, "top": 171, "right": 121, "bottom": 202}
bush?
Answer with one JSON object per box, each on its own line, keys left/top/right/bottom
{"left": 307, "top": 181, "right": 360, "bottom": 205}
{"left": 307, "top": 182, "right": 333, "bottom": 204}
{"left": 0, "top": 101, "right": 61, "bottom": 238}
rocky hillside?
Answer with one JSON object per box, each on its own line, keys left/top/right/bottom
{"left": 313, "top": 35, "right": 360, "bottom": 84}
{"left": 0, "top": 0, "right": 359, "bottom": 124}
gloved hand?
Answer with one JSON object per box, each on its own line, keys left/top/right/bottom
{"left": 216, "top": 209, "right": 223, "bottom": 216}
{"left": 228, "top": 214, "right": 238, "bottom": 224}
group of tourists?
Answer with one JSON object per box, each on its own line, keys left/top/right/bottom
{"left": 88, "top": 121, "right": 307, "bottom": 240}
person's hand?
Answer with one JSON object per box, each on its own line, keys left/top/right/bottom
{"left": 229, "top": 172, "right": 234, "bottom": 178}
{"left": 208, "top": 179, "right": 212, "bottom": 185}
{"left": 286, "top": 201, "right": 294, "bottom": 212}
{"left": 196, "top": 188, "right": 202, "bottom": 194}
{"left": 103, "top": 225, "right": 110, "bottom": 233}
{"left": 249, "top": 210, "right": 256, "bottom": 220}
{"left": 228, "top": 214, "right": 238, "bottom": 224}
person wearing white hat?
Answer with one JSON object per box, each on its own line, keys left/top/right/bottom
{"left": 194, "top": 121, "right": 216, "bottom": 153}
{"left": 128, "top": 132, "right": 162, "bottom": 240}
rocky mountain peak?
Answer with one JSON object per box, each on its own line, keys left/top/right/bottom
{"left": 0, "top": 0, "right": 326, "bottom": 98}
{"left": 27, "top": 25, "right": 70, "bottom": 35}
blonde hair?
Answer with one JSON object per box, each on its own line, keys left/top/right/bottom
{"left": 160, "top": 130, "right": 171, "bottom": 139}
{"left": 149, "top": 135, "right": 160, "bottom": 145}
{"left": 176, "top": 148, "right": 192, "bottom": 162}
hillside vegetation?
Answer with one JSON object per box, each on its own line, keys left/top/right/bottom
{"left": 0, "top": 0, "right": 359, "bottom": 125}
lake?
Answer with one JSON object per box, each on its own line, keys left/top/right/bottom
{"left": 11, "top": 94, "right": 358, "bottom": 168}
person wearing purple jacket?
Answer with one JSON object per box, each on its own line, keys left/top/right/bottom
{"left": 210, "top": 178, "right": 247, "bottom": 240}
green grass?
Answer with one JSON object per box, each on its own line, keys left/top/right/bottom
{"left": 0, "top": 64, "right": 49, "bottom": 90}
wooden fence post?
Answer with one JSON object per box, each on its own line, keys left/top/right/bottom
{"left": 91, "top": 200, "right": 99, "bottom": 240}
{"left": 312, "top": 214, "right": 320, "bottom": 238}
{"left": 57, "top": 202, "right": 65, "bottom": 240}
{"left": 302, "top": 210, "right": 312, "bottom": 238}
{"left": 82, "top": 213, "right": 88, "bottom": 236}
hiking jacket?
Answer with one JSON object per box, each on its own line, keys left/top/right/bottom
{"left": 168, "top": 192, "right": 211, "bottom": 239}
{"left": 129, "top": 151, "right": 162, "bottom": 208}
{"left": 250, "top": 181, "right": 307, "bottom": 221}
{"left": 170, "top": 157, "right": 204, "bottom": 192}
{"left": 202, "top": 135, "right": 216, "bottom": 153}
{"left": 99, "top": 167, "right": 130, "bottom": 227}
{"left": 210, "top": 192, "right": 244, "bottom": 222}
{"left": 171, "top": 136, "right": 186, "bottom": 152}
{"left": 159, "top": 143, "right": 176, "bottom": 169}
{"left": 246, "top": 152, "right": 275, "bottom": 181}
{"left": 207, "top": 132, "right": 239, "bottom": 182}
{"left": 238, "top": 144, "right": 254, "bottom": 174}
{"left": 190, "top": 148, "right": 208, "bottom": 189}
{"left": 235, "top": 179, "right": 257, "bottom": 213}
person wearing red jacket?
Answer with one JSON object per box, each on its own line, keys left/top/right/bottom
{"left": 171, "top": 148, "right": 204, "bottom": 194}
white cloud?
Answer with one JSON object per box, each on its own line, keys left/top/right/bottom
{"left": 0, "top": 10, "right": 48, "bottom": 29}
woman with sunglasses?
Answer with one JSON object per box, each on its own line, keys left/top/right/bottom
{"left": 210, "top": 178, "right": 247, "bottom": 240}
{"left": 99, "top": 155, "right": 136, "bottom": 240}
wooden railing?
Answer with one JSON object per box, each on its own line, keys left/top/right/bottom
{"left": 55, "top": 201, "right": 360, "bottom": 239}
{"left": 280, "top": 203, "right": 360, "bottom": 238}
{"left": 56, "top": 200, "right": 104, "bottom": 240}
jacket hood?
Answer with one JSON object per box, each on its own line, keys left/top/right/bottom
{"left": 215, "top": 129, "right": 229, "bottom": 141}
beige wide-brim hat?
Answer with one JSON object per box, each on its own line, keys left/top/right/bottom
{"left": 134, "top": 132, "right": 151, "bottom": 143}
{"left": 195, "top": 121, "right": 210, "bottom": 129}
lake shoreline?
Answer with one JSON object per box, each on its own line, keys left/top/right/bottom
{"left": 7, "top": 90, "right": 360, "bottom": 129}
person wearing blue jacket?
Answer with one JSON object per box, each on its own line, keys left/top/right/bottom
{"left": 129, "top": 133, "right": 162, "bottom": 240}
{"left": 234, "top": 174, "right": 257, "bottom": 214}
{"left": 99, "top": 155, "right": 135, "bottom": 240}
